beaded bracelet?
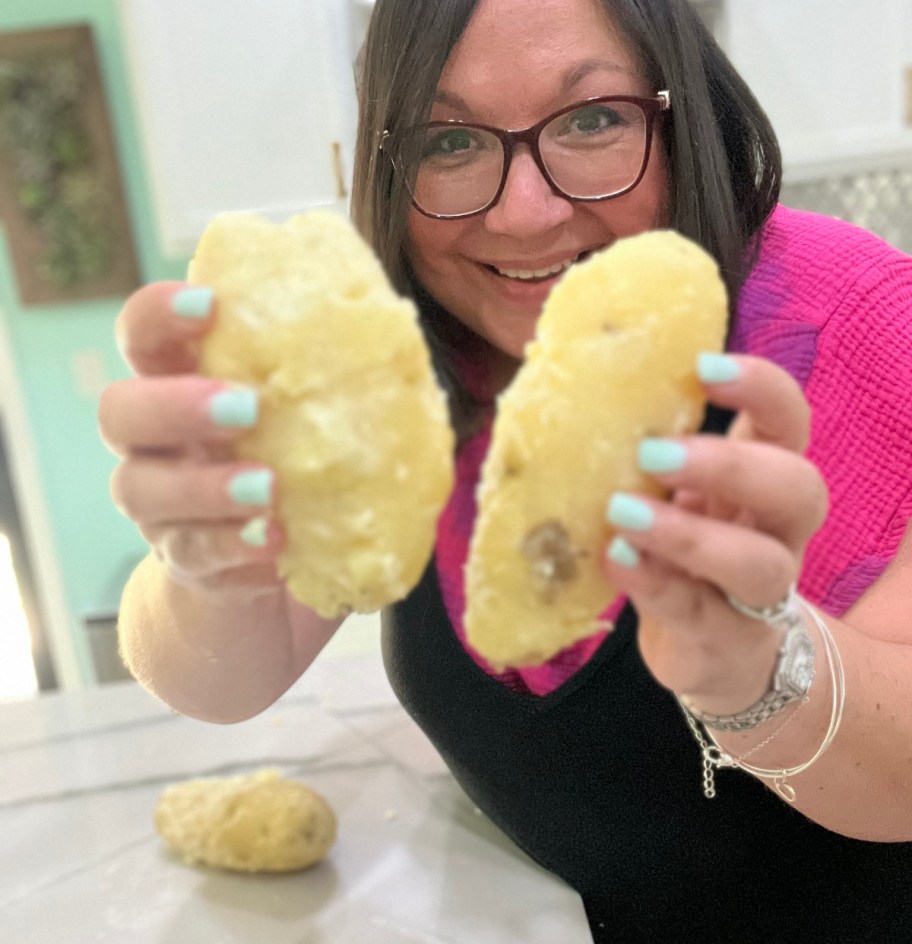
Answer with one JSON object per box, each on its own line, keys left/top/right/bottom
{"left": 679, "top": 602, "right": 846, "bottom": 803}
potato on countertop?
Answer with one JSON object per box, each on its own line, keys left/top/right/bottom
{"left": 154, "top": 768, "right": 336, "bottom": 873}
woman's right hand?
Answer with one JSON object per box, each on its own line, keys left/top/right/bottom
{"left": 99, "top": 281, "right": 285, "bottom": 601}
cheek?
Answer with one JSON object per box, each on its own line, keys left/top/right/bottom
{"left": 589, "top": 143, "right": 670, "bottom": 235}
{"left": 406, "top": 212, "right": 460, "bottom": 278}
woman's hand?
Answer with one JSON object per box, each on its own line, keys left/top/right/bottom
{"left": 99, "top": 282, "right": 284, "bottom": 600}
{"left": 603, "top": 354, "right": 830, "bottom": 715}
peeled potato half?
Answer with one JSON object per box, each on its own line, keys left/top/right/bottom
{"left": 192, "top": 211, "right": 454, "bottom": 618}
{"left": 464, "top": 231, "right": 729, "bottom": 669}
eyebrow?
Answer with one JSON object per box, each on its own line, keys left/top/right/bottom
{"left": 433, "top": 58, "right": 631, "bottom": 114}
{"left": 559, "top": 58, "right": 629, "bottom": 94}
{"left": 433, "top": 88, "right": 471, "bottom": 111}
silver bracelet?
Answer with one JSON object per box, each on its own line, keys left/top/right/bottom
{"left": 679, "top": 602, "right": 846, "bottom": 803}
{"left": 681, "top": 585, "right": 815, "bottom": 732}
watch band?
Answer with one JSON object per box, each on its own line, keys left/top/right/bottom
{"left": 682, "top": 686, "right": 803, "bottom": 732}
{"left": 681, "top": 618, "right": 817, "bottom": 732}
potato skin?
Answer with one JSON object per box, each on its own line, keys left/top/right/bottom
{"left": 192, "top": 212, "right": 454, "bottom": 618}
{"left": 464, "top": 231, "right": 729, "bottom": 669}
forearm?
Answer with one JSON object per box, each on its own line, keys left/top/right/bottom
{"left": 708, "top": 608, "right": 912, "bottom": 841}
{"left": 118, "top": 554, "right": 342, "bottom": 723}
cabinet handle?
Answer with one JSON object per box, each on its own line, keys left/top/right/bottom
{"left": 332, "top": 142, "right": 348, "bottom": 200}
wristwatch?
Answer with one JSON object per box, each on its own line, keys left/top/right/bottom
{"left": 683, "top": 619, "right": 817, "bottom": 732}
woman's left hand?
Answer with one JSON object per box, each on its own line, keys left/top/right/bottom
{"left": 603, "top": 354, "right": 830, "bottom": 715}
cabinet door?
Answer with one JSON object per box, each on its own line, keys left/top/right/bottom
{"left": 119, "top": 0, "right": 358, "bottom": 257}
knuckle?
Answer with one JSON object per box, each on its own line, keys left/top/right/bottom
{"left": 109, "top": 463, "right": 137, "bottom": 518}
{"left": 114, "top": 287, "right": 154, "bottom": 361}
{"left": 669, "top": 526, "right": 703, "bottom": 564}
{"left": 97, "top": 383, "right": 116, "bottom": 426}
{"left": 97, "top": 381, "right": 128, "bottom": 449}
{"left": 164, "top": 527, "right": 212, "bottom": 572}
{"left": 136, "top": 522, "right": 160, "bottom": 549}
{"left": 795, "top": 459, "right": 830, "bottom": 533}
{"left": 161, "top": 526, "right": 250, "bottom": 582}
{"left": 809, "top": 467, "right": 830, "bottom": 530}
{"left": 185, "top": 467, "right": 227, "bottom": 514}
{"left": 662, "top": 507, "right": 704, "bottom": 561}
{"left": 749, "top": 544, "right": 796, "bottom": 602}
{"left": 795, "top": 400, "right": 813, "bottom": 451}
{"left": 770, "top": 550, "right": 797, "bottom": 595}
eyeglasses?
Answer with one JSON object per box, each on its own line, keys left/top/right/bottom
{"left": 380, "top": 92, "right": 670, "bottom": 220}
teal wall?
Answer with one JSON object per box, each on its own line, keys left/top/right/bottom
{"left": 1, "top": 0, "right": 186, "bottom": 682}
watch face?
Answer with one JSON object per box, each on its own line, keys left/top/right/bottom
{"left": 780, "top": 629, "right": 816, "bottom": 694}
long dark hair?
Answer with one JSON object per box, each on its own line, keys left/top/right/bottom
{"left": 351, "top": 0, "right": 781, "bottom": 438}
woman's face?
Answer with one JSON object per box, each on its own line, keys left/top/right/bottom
{"left": 406, "top": 0, "right": 669, "bottom": 369}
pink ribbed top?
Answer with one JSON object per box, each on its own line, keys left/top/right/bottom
{"left": 435, "top": 206, "right": 912, "bottom": 695}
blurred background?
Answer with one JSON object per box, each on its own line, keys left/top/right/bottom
{"left": 0, "top": 0, "right": 910, "bottom": 700}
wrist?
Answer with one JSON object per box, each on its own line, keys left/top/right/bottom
{"left": 679, "top": 602, "right": 846, "bottom": 805}
{"left": 679, "top": 626, "right": 784, "bottom": 718}
{"left": 682, "top": 601, "right": 816, "bottom": 730}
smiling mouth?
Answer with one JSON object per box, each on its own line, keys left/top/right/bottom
{"left": 486, "top": 250, "right": 594, "bottom": 283}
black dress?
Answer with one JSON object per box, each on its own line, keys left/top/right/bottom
{"left": 384, "top": 564, "right": 912, "bottom": 943}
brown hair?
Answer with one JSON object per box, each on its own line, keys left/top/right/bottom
{"left": 351, "top": 0, "right": 781, "bottom": 436}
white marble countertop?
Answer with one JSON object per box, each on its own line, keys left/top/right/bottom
{"left": 0, "top": 651, "right": 590, "bottom": 943}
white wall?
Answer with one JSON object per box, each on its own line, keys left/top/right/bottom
{"left": 724, "top": 0, "right": 912, "bottom": 171}
{"left": 118, "top": 0, "right": 360, "bottom": 257}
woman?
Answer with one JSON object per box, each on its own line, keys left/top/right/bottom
{"left": 101, "top": 0, "right": 912, "bottom": 939}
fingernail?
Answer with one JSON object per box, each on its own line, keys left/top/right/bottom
{"left": 639, "top": 438, "right": 687, "bottom": 474}
{"left": 697, "top": 352, "right": 741, "bottom": 384}
{"left": 240, "top": 517, "right": 270, "bottom": 548}
{"left": 608, "top": 536, "right": 641, "bottom": 569}
{"left": 172, "top": 286, "right": 214, "bottom": 319}
{"left": 607, "top": 493, "right": 655, "bottom": 531}
{"left": 229, "top": 470, "right": 273, "bottom": 506}
{"left": 210, "top": 389, "right": 258, "bottom": 428}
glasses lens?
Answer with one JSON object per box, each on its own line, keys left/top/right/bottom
{"left": 401, "top": 124, "right": 504, "bottom": 217}
{"left": 539, "top": 101, "right": 648, "bottom": 199}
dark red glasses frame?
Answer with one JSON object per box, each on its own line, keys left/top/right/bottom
{"left": 380, "top": 91, "right": 671, "bottom": 220}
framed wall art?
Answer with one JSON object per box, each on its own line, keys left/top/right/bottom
{"left": 0, "top": 24, "right": 140, "bottom": 306}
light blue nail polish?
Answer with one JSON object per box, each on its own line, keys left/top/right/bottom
{"left": 697, "top": 352, "right": 741, "bottom": 384}
{"left": 240, "top": 517, "right": 269, "bottom": 548}
{"left": 639, "top": 438, "right": 687, "bottom": 474}
{"left": 210, "top": 389, "right": 258, "bottom": 428}
{"left": 607, "top": 493, "right": 655, "bottom": 531}
{"left": 229, "top": 470, "right": 273, "bottom": 506}
{"left": 608, "top": 537, "right": 641, "bottom": 569}
{"left": 172, "top": 286, "right": 214, "bottom": 319}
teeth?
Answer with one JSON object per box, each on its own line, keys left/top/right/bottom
{"left": 495, "top": 255, "right": 580, "bottom": 281}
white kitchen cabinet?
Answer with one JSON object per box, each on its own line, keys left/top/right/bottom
{"left": 723, "top": 0, "right": 912, "bottom": 176}
{"left": 119, "top": 0, "right": 911, "bottom": 257}
{"left": 118, "top": 0, "right": 359, "bottom": 258}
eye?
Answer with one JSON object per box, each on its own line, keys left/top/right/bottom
{"left": 563, "top": 104, "right": 623, "bottom": 136}
{"left": 423, "top": 127, "right": 479, "bottom": 158}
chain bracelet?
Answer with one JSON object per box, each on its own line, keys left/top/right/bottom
{"left": 680, "top": 705, "right": 729, "bottom": 798}
{"left": 678, "top": 601, "right": 845, "bottom": 804}
{"left": 737, "top": 695, "right": 810, "bottom": 762}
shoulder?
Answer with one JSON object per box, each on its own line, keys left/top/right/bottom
{"left": 731, "top": 205, "right": 911, "bottom": 381}
{"left": 751, "top": 210, "right": 912, "bottom": 614}
{"left": 739, "top": 204, "right": 910, "bottom": 328}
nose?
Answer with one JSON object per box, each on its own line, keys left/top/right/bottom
{"left": 483, "top": 147, "right": 573, "bottom": 237}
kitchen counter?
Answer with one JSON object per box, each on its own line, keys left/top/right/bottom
{"left": 0, "top": 651, "right": 589, "bottom": 942}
